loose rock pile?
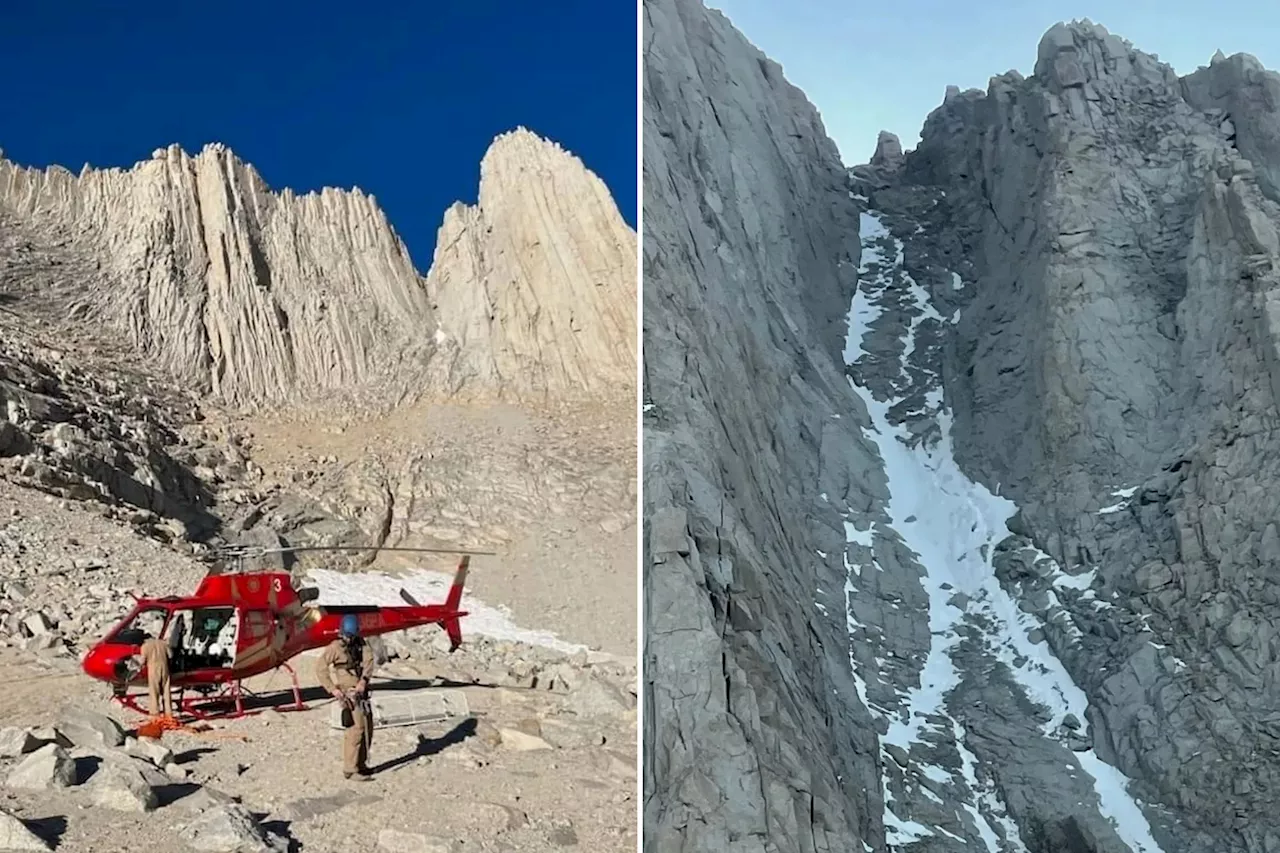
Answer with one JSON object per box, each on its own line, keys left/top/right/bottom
{"left": 0, "top": 708, "right": 288, "bottom": 852}
{"left": 0, "top": 632, "right": 636, "bottom": 852}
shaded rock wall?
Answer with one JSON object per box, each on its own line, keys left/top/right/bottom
{"left": 886, "top": 20, "right": 1280, "bottom": 851}
{"left": 642, "top": 0, "right": 882, "bottom": 850}
{"left": 646, "top": 7, "right": 1280, "bottom": 852}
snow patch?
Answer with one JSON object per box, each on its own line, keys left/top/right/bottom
{"left": 1099, "top": 485, "right": 1139, "bottom": 515}
{"left": 1054, "top": 567, "right": 1098, "bottom": 592}
{"left": 1078, "top": 752, "right": 1166, "bottom": 853}
{"left": 843, "top": 521, "right": 875, "bottom": 549}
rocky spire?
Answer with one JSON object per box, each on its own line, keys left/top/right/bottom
{"left": 870, "top": 130, "right": 904, "bottom": 169}
{"left": 424, "top": 127, "right": 637, "bottom": 402}
{"left": 0, "top": 128, "right": 636, "bottom": 408}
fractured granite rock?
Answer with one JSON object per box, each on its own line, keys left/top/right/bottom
{"left": 865, "top": 18, "right": 1280, "bottom": 853}
{"left": 643, "top": 0, "right": 880, "bottom": 849}
{"left": 0, "top": 130, "right": 634, "bottom": 409}
{"left": 644, "top": 5, "right": 1280, "bottom": 853}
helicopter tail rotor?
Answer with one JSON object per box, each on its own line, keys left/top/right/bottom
{"left": 443, "top": 556, "right": 470, "bottom": 652}
{"left": 445, "top": 555, "right": 470, "bottom": 613}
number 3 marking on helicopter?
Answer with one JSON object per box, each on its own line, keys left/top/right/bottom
{"left": 272, "top": 578, "right": 282, "bottom": 593}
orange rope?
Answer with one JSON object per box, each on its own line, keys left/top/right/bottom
{"left": 133, "top": 714, "right": 248, "bottom": 742}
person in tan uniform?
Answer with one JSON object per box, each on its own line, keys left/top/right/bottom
{"left": 139, "top": 635, "right": 174, "bottom": 718}
{"left": 316, "top": 614, "right": 375, "bottom": 780}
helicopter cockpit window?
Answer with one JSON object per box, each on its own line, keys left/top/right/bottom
{"left": 111, "top": 607, "right": 169, "bottom": 646}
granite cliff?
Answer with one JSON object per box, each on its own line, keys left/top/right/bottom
{"left": 643, "top": 0, "right": 879, "bottom": 849}
{"left": 0, "top": 127, "right": 635, "bottom": 410}
{"left": 645, "top": 3, "right": 1280, "bottom": 852}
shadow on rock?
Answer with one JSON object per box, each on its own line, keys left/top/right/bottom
{"left": 171, "top": 747, "right": 218, "bottom": 765}
{"left": 238, "top": 676, "right": 449, "bottom": 714}
{"left": 23, "top": 813, "right": 67, "bottom": 847}
{"left": 254, "top": 815, "right": 300, "bottom": 853}
{"left": 72, "top": 755, "right": 100, "bottom": 783}
{"left": 370, "top": 717, "right": 477, "bottom": 775}
{"left": 156, "top": 781, "right": 203, "bottom": 808}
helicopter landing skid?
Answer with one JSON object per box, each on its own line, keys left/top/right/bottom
{"left": 113, "top": 662, "right": 308, "bottom": 721}
{"left": 238, "top": 661, "right": 309, "bottom": 715}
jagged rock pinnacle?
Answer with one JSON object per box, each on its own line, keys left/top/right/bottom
{"left": 426, "top": 127, "right": 636, "bottom": 401}
{"left": 0, "top": 128, "right": 635, "bottom": 408}
{"left": 870, "top": 131, "right": 904, "bottom": 169}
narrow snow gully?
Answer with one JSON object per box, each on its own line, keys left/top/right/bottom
{"left": 841, "top": 209, "right": 1166, "bottom": 853}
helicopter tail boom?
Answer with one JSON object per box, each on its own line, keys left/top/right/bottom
{"left": 316, "top": 554, "right": 471, "bottom": 649}
{"left": 446, "top": 556, "right": 469, "bottom": 611}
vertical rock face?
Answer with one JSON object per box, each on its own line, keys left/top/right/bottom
{"left": 0, "top": 125, "right": 637, "bottom": 634}
{"left": 647, "top": 6, "right": 1280, "bottom": 853}
{"left": 425, "top": 128, "right": 637, "bottom": 402}
{"left": 0, "top": 130, "right": 635, "bottom": 408}
{"left": 643, "top": 0, "right": 882, "bottom": 850}
{"left": 869, "top": 131, "right": 904, "bottom": 170}
{"left": 0, "top": 143, "right": 434, "bottom": 408}
{"left": 863, "top": 19, "right": 1280, "bottom": 853}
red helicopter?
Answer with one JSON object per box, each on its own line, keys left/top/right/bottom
{"left": 80, "top": 544, "right": 492, "bottom": 719}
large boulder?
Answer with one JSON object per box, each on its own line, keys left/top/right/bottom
{"left": 7, "top": 744, "right": 78, "bottom": 790}
{"left": 90, "top": 761, "right": 158, "bottom": 812}
{"left": 56, "top": 708, "right": 125, "bottom": 748}
{"left": 0, "top": 809, "right": 49, "bottom": 852}
{"left": 178, "top": 803, "right": 284, "bottom": 853}
{"left": 0, "top": 727, "right": 42, "bottom": 758}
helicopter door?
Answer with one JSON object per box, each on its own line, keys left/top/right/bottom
{"left": 236, "top": 610, "right": 276, "bottom": 669}
{"left": 185, "top": 607, "right": 237, "bottom": 669}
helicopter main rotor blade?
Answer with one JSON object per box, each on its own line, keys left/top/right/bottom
{"left": 215, "top": 544, "right": 498, "bottom": 557}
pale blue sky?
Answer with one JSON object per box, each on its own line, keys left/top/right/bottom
{"left": 711, "top": 0, "right": 1280, "bottom": 165}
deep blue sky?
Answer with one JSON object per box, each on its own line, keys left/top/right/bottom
{"left": 0, "top": 1, "right": 637, "bottom": 272}
{"left": 714, "top": 0, "right": 1280, "bottom": 166}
